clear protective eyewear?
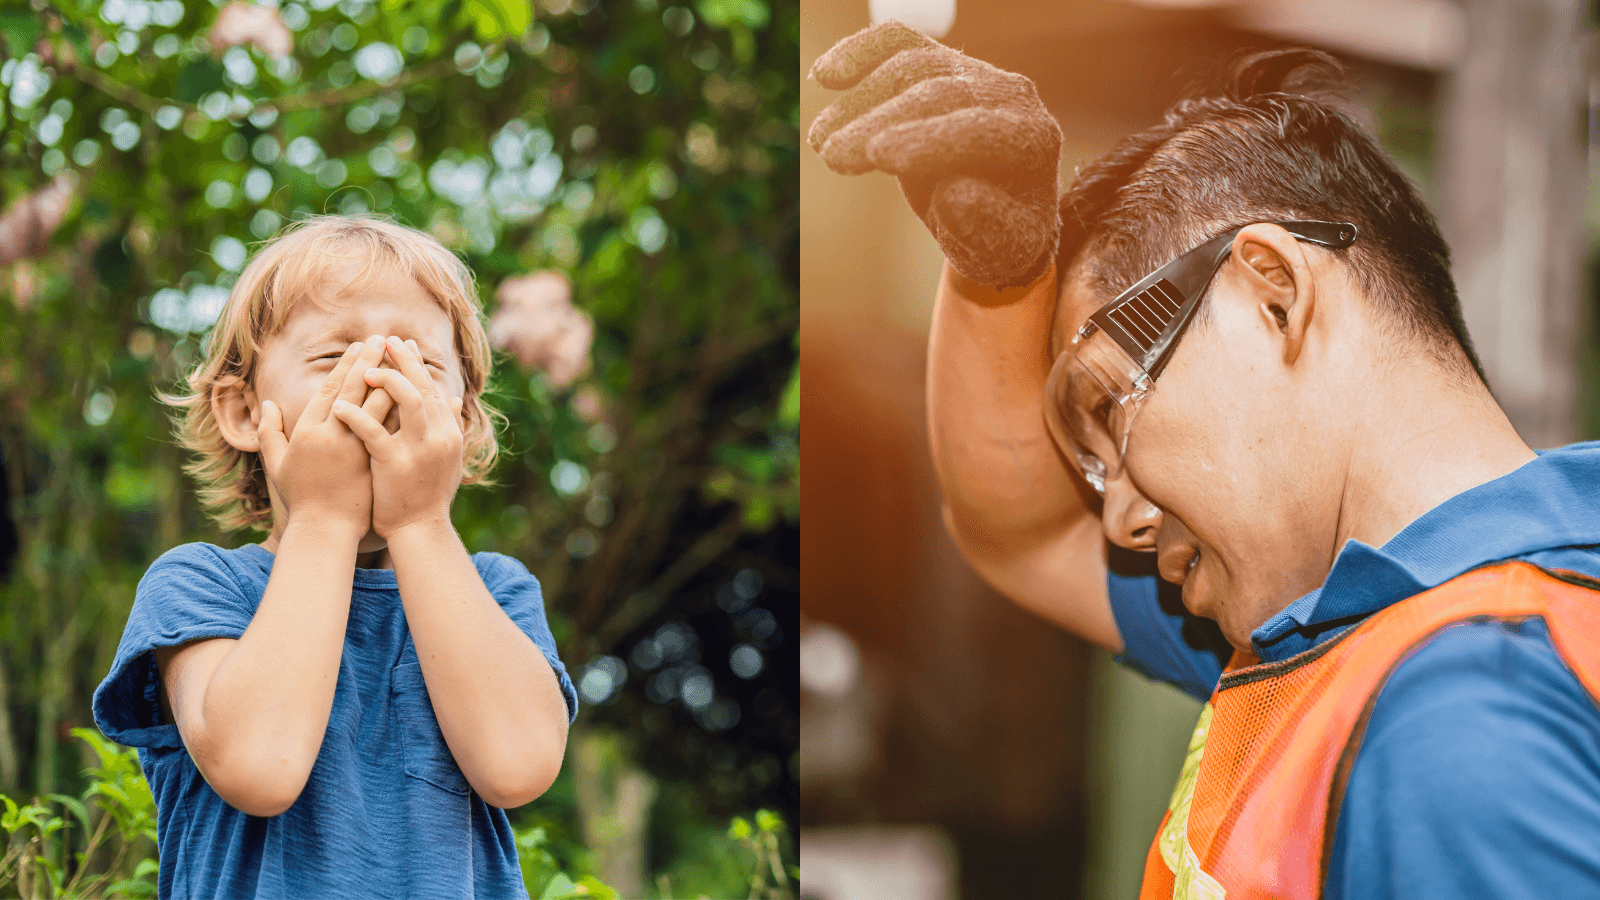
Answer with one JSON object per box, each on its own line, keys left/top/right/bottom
{"left": 1044, "top": 220, "right": 1358, "bottom": 494}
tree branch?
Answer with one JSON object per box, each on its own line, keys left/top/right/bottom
{"left": 585, "top": 506, "right": 747, "bottom": 657}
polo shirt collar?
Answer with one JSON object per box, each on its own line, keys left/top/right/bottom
{"left": 1250, "top": 441, "right": 1600, "bottom": 661}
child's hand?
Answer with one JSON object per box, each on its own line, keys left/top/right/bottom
{"left": 257, "top": 336, "right": 387, "bottom": 533}
{"left": 331, "top": 335, "right": 465, "bottom": 539}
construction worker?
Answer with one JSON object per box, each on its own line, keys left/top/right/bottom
{"left": 810, "top": 22, "right": 1600, "bottom": 898}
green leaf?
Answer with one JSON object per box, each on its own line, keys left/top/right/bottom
{"left": 460, "top": 0, "right": 531, "bottom": 40}
{"left": 107, "top": 462, "right": 159, "bottom": 509}
{"left": 695, "top": 0, "right": 767, "bottom": 30}
{"left": 575, "top": 875, "right": 618, "bottom": 899}
{"left": 72, "top": 728, "right": 120, "bottom": 775}
{"left": 45, "top": 793, "right": 92, "bottom": 836}
{"left": 383, "top": 0, "right": 453, "bottom": 44}
{"left": 0, "top": 11, "right": 40, "bottom": 57}
{"left": 537, "top": 872, "right": 577, "bottom": 900}
{"left": 754, "top": 808, "right": 781, "bottom": 833}
{"left": 174, "top": 59, "right": 226, "bottom": 104}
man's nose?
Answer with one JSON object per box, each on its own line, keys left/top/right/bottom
{"left": 1101, "top": 470, "right": 1161, "bottom": 551}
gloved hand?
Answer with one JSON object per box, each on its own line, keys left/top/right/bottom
{"left": 808, "top": 21, "right": 1062, "bottom": 288}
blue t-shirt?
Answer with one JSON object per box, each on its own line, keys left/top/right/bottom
{"left": 91, "top": 542, "right": 579, "bottom": 900}
{"left": 1109, "top": 441, "right": 1600, "bottom": 899}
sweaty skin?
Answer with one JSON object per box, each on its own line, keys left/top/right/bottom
{"left": 927, "top": 259, "right": 1121, "bottom": 651}
{"left": 930, "top": 224, "right": 1537, "bottom": 655}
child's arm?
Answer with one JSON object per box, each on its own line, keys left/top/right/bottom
{"left": 157, "top": 337, "right": 389, "bottom": 816}
{"left": 336, "top": 336, "right": 568, "bottom": 808}
{"left": 387, "top": 522, "right": 570, "bottom": 808}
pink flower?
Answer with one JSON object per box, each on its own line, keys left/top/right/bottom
{"left": 0, "top": 173, "right": 76, "bottom": 268}
{"left": 489, "top": 271, "right": 593, "bottom": 388}
{"left": 210, "top": 2, "right": 293, "bottom": 62}
{"left": 570, "top": 385, "right": 604, "bottom": 422}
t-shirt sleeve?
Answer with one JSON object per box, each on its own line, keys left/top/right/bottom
{"left": 1105, "top": 546, "right": 1231, "bottom": 702}
{"left": 1326, "top": 618, "right": 1600, "bottom": 900}
{"left": 92, "top": 543, "right": 260, "bottom": 750}
{"left": 474, "top": 552, "right": 578, "bottom": 724}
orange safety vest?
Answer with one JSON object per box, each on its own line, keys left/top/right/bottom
{"left": 1138, "top": 562, "right": 1600, "bottom": 900}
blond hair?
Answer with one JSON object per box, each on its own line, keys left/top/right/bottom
{"left": 163, "top": 214, "right": 506, "bottom": 533}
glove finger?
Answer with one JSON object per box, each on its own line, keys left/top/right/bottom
{"left": 867, "top": 107, "right": 1061, "bottom": 182}
{"left": 815, "top": 76, "right": 976, "bottom": 175}
{"left": 809, "top": 20, "right": 940, "bottom": 90}
{"left": 808, "top": 47, "right": 964, "bottom": 153}
{"left": 931, "top": 176, "right": 1058, "bottom": 288}
{"left": 897, "top": 170, "right": 936, "bottom": 223}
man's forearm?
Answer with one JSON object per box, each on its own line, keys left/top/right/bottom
{"left": 192, "top": 516, "right": 362, "bottom": 810}
{"left": 387, "top": 517, "right": 568, "bottom": 808}
{"left": 928, "top": 260, "right": 1085, "bottom": 541}
{"left": 927, "top": 260, "right": 1120, "bottom": 649}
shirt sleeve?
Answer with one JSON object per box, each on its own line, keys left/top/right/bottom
{"left": 92, "top": 543, "right": 260, "bottom": 750}
{"left": 1105, "top": 546, "right": 1231, "bottom": 702}
{"left": 1326, "top": 618, "right": 1600, "bottom": 900}
{"left": 474, "top": 552, "right": 579, "bottom": 724}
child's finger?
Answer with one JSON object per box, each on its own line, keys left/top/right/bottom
{"left": 363, "top": 367, "right": 426, "bottom": 434}
{"left": 257, "top": 400, "right": 288, "bottom": 475}
{"left": 331, "top": 399, "right": 396, "bottom": 459}
{"left": 336, "top": 336, "right": 386, "bottom": 414}
{"left": 303, "top": 341, "right": 365, "bottom": 423}
{"left": 361, "top": 385, "right": 397, "bottom": 434}
{"left": 430, "top": 392, "right": 463, "bottom": 437}
{"left": 385, "top": 336, "right": 441, "bottom": 430}
{"left": 411, "top": 340, "right": 448, "bottom": 432}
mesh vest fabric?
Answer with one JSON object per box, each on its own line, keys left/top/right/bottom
{"left": 1139, "top": 562, "right": 1600, "bottom": 900}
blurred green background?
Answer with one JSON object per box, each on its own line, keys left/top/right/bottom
{"left": 0, "top": 0, "right": 796, "bottom": 896}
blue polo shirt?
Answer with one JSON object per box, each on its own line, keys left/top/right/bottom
{"left": 92, "top": 543, "right": 579, "bottom": 900}
{"left": 1110, "top": 441, "right": 1600, "bottom": 899}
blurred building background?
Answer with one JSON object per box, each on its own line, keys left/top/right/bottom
{"left": 800, "top": 1, "right": 1597, "bottom": 898}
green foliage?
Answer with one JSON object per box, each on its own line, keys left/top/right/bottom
{"left": 0, "top": 0, "right": 796, "bottom": 890}
{"left": 0, "top": 730, "right": 157, "bottom": 899}
{"left": 656, "top": 807, "right": 793, "bottom": 900}
{"left": 1, "top": 0, "right": 795, "bottom": 823}
{"left": 0, "top": 735, "right": 796, "bottom": 900}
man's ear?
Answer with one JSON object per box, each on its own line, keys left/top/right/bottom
{"left": 212, "top": 375, "right": 262, "bottom": 453}
{"left": 1233, "top": 223, "right": 1316, "bottom": 366}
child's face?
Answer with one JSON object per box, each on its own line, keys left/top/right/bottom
{"left": 250, "top": 260, "right": 467, "bottom": 550}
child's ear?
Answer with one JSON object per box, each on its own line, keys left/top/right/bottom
{"left": 212, "top": 375, "right": 263, "bottom": 453}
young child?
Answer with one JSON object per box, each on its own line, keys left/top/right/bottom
{"left": 92, "top": 215, "right": 578, "bottom": 899}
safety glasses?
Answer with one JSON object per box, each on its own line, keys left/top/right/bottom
{"left": 1043, "top": 220, "right": 1358, "bottom": 494}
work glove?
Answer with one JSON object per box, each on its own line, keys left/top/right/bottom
{"left": 808, "top": 21, "right": 1062, "bottom": 288}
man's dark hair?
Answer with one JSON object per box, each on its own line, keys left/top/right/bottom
{"left": 1054, "top": 48, "right": 1485, "bottom": 386}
